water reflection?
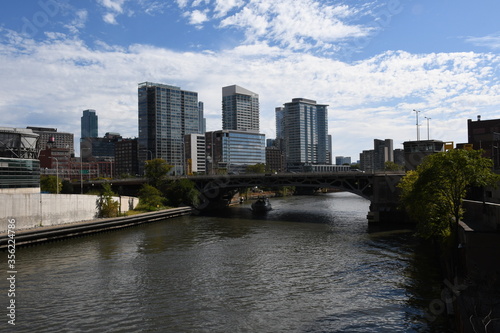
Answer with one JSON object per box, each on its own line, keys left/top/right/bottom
{"left": 4, "top": 192, "right": 448, "bottom": 332}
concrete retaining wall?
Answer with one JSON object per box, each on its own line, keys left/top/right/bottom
{"left": 0, "top": 194, "right": 138, "bottom": 232}
{"left": 463, "top": 200, "right": 500, "bottom": 230}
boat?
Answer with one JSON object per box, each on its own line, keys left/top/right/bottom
{"left": 251, "top": 197, "right": 272, "bottom": 213}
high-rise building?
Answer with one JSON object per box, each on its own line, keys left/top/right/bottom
{"left": 222, "top": 85, "right": 259, "bottom": 132}
{"left": 138, "top": 82, "right": 199, "bottom": 175}
{"left": 198, "top": 101, "right": 206, "bottom": 134}
{"left": 205, "top": 130, "right": 265, "bottom": 174}
{"left": 81, "top": 109, "right": 98, "bottom": 139}
{"left": 282, "top": 98, "right": 329, "bottom": 170}
{"left": 335, "top": 156, "right": 352, "bottom": 165}
{"left": 184, "top": 134, "right": 206, "bottom": 175}
{"left": 374, "top": 139, "right": 394, "bottom": 171}
{"left": 115, "top": 138, "right": 139, "bottom": 177}
{"left": 275, "top": 107, "right": 285, "bottom": 139}
{"left": 27, "top": 126, "right": 74, "bottom": 157}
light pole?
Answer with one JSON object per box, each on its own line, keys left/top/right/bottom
{"left": 413, "top": 109, "right": 421, "bottom": 141}
{"left": 424, "top": 116, "right": 431, "bottom": 140}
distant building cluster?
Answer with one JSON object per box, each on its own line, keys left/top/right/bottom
{"left": 2, "top": 78, "right": 500, "bottom": 193}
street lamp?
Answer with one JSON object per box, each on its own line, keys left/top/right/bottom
{"left": 413, "top": 109, "right": 421, "bottom": 141}
{"left": 424, "top": 116, "right": 431, "bottom": 140}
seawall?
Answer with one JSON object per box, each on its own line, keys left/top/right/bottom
{"left": 0, "top": 207, "right": 193, "bottom": 249}
{"left": 0, "top": 193, "right": 138, "bottom": 232}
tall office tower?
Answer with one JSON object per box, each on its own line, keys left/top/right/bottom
{"left": 282, "top": 98, "right": 329, "bottom": 170}
{"left": 198, "top": 101, "right": 206, "bottom": 134}
{"left": 275, "top": 107, "right": 285, "bottom": 139}
{"left": 138, "top": 82, "right": 199, "bottom": 175}
{"left": 373, "top": 139, "right": 394, "bottom": 171}
{"left": 222, "top": 85, "right": 259, "bottom": 132}
{"left": 81, "top": 109, "right": 98, "bottom": 138}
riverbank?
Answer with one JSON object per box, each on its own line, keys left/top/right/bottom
{"left": 0, "top": 207, "right": 192, "bottom": 249}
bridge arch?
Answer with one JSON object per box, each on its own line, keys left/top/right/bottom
{"left": 190, "top": 172, "right": 405, "bottom": 223}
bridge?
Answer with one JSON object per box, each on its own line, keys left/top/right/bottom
{"left": 78, "top": 171, "right": 407, "bottom": 223}
{"left": 189, "top": 171, "right": 406, "bottom": 223}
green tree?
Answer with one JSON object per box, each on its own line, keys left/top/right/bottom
{"left": 144, "top": 158, "right": 173, "bottom": 189}
{"left": 61, "top": 180, "right": 74, "bottom": 194}
{"left": 137, "top": 184, "right": 166, "bottom": 211}
{"left": 40, "top": 175, "right": 61, "bottom": 194}
{"left": 96, "top": 183, "right": 120, "bottom": 218}
{"left": 398, "top": 149, "right": 500, "bottom": 240}
{"left": 165, "top": 179, "right": 200, "bottom": 207}
{"left": 246, "top": 163, "right": 266, "bottom": 174}
{"left": 384, "top": 161, "right": 403, "bottom": 171}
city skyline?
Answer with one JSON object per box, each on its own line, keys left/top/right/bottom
{"left": 0, "top": 1, "right": 499, "bottom": 158}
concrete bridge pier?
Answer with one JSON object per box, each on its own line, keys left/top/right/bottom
{"left": 367, "top": 174, "right": 407, "bottom": 223}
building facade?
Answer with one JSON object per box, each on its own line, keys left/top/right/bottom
{"left": 335, "top": 156, "right": 352, "bottom": 165}
{"left": 81, "top": 109, "right": 98, "bottom": 139}
{"left": 374, "top": 139, "right": 394, "bottom": 171}
{"left": 184, "top": 134, "right": 206, "bottom": 175}
{"left": 205, "top": 130, "right": 265, "bottom": 174}
{"left": 0, "top": 127, "right": 40, "bottom": 192}
{"left": 115, "top": 138, "right": 139, "bottom": 177}
{"left": 468, "top": 116, "right": 500, "bottom": 170}
{"left": 266, "top": 146, "right": 285, "bottom": 173}
{"left": 27, "top": 126, "right": 74, "bottom": 157}
{"left": 80, "top": 133, "right": 122, "bottom": 161}
{"left": 403, "top": 140, "right": 446, "bottom": 170}
{"left": 198, "top": 101, "right": 206, "bottom": 134}
{"left": 222, "top": 85, "right": 259, "bottom": 132}
{"left": 282, "top": 98, "right": 329, "bottom": 170}
{"left": 359, "top": 150, "right": 374, "bottom": 172}
{"left": 138, "top": 82, "right": 200, "bottom": 175}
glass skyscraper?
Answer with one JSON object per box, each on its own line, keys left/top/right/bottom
{"left": 81, "top": 109, "right": 98, "bottom": 138}
{"left": 138, "top": 82, "right": 199, "bottom": 175}
{"left": 205, "top": 130, "right": 265, "bottom": 174}
{"left": 282, "top": 98, "right": 329, "bottom": 169}
{"left": 222, "top": 85, "right": 259, "bottom": 132}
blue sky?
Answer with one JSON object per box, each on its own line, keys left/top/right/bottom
{"left": 1, "top": 0, "right": 499, "bottom": 158}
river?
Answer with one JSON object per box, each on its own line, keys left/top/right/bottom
{"left": 3, "top": 192, "right": 448, "bottom": 332}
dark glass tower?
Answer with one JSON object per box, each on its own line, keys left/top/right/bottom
{"left": 81, "top": 109, "right": 98, "bottom": 138}
{"left": 138, "top": 82, "right": 199, "bottom": 175}
{"left": 283, "top": 98, "right": 329, "bottom": 168}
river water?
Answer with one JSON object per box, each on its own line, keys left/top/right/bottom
{"left": 4, "top": 192, "right": 448, "bottom": 332}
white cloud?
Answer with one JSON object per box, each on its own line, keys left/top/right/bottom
{"left": 98, "top": 0, "right": 126, "bottom": 13}
{"left": 103, "top": 12, "right": 118, "bottom": 25}
{"left": 465, "top": 32, "right": 500, "bottom": 50}
{"left": 64, "top": 9, "right": 88, "bottom": 34}
{"left": 98, "top": 0, "right": 128, "bottom": 24}
{"left": 0, "top": 31, "right": 498, "bottom": 157}
{"left": 213, "top": 0, "right": 245, "bottom": 18}
{"left": 218, "top": 0, "right": 371, "bottom": 51}
{"left": 186, "top": 9, "right": 209, "bottom": 26}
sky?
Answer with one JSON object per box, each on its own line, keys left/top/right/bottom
{"left": 0, "top": 0, "right": 499, "bottom": 159}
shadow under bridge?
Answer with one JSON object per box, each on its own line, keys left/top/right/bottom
{"left": 189, "top": 172, "right": 406, "bottom": 223}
